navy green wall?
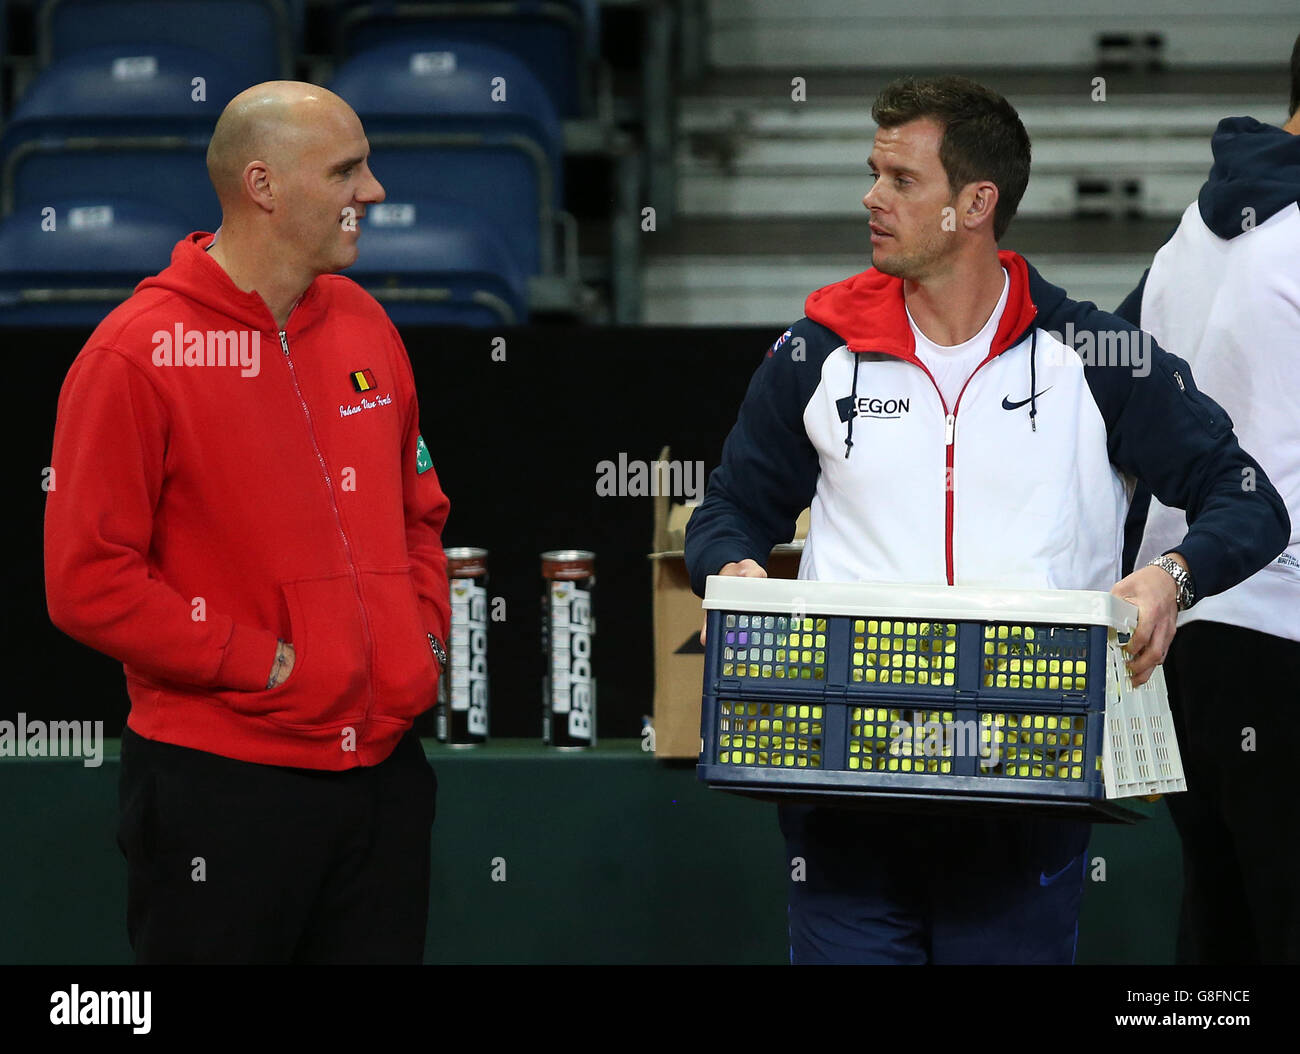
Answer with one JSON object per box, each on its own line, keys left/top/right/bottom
{"left": 0, "top": 741, "right": 1178, "bottom": 964}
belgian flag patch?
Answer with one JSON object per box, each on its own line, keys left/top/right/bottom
{"left": 350, "top": 368, "right": 377, "bottom": 392}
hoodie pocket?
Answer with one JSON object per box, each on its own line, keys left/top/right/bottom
{"left": 361, "top": 567, "right": 439, "bottom": 724}
{"left": 214, "top": 573, "right": 369, "bottom": 729}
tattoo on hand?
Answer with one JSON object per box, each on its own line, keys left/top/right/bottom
{"left": 267, "top": 639, "right": 290, "bottom": 689}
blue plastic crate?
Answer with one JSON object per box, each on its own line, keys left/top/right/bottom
{"left": 697, "top": 578, "right": 1182, "bottom": 820}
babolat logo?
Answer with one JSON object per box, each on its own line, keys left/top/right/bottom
{"left": 451, "top": 580, "right": 488, "bottom": 736}
{"left": 551, "top": 583, "right": 594, "bottom": 740}
{"left": 837, "top": 395, "right": 912, "bottom": 422}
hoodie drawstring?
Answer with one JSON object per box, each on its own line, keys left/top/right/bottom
{"left": 838, "top": 326, "right": 1038, "bottom": 456}
{"left": 839, "top": 352, "right": 862, "bottom": 458}
{"left": 1028, "top": 328, "right": 1038, "bottom": 433}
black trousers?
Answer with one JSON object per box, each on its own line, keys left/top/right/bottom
{"left": 1163, "top": 620, "right": 1300, "bottom": 964}
{"left": 117, "top": 725, "right": 437, "bottom": 964}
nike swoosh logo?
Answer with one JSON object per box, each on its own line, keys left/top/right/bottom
{"left": 1039, "top": 854, "right": 1081, "bottom": 887}
{"left": 1002, "top": 387, "right": 1053, "bottom": 411}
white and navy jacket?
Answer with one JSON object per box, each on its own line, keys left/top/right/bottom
{"left": 1117, "top": 116, "right": 1300, "bottom": 642}
{"left": 686, "top": 250, "right": 1289, "bottom": 602}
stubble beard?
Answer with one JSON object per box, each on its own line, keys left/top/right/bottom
{"left": 873, "top": 245, "right": 932, "bottom": 282}
{"left": 872, "top": 225, "right": 955, "bottom": 283}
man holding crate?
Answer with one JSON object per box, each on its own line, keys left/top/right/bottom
{"left": 684, "top": 76, "right": 1289, "bottom": 965}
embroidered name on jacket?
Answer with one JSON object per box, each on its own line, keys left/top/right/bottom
{"left": 339, "top": 392, "right": 393, "bottom": 417}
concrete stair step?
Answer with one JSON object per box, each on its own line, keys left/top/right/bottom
{"left": 644, "top": 253, "right": 1150, "bottom": 326}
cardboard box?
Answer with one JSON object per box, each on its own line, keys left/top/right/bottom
{"left": 650, "top": 448, "right": 807, "bottom": 759}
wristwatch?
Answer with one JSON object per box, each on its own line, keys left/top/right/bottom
{"left": 427, "top": 632, "right": 447, "bottom": 669}
{"left": 1149, "top": 554, "right": 1195, "bottom": 610}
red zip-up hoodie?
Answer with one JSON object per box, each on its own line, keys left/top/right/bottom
{"left": 43, "top": 232, "right": 451, "bottom": 769}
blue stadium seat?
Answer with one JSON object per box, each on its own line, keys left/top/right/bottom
{"left": 38, "top": 0, "right": 298, "bottom": 81}
{"left": 0, "top": 197, "right": 191, "bottom": 327}
{"left": 335, "top": 0, "right": 598, "bottom": 117}
{"left": 332, "top": 39, "right": 563, "bottom": 279}
{"left": 0, "top": 44, "right": 243, "bottom": 230}
{"left": 347, "top": 197, "right": 528, "bottom": 326}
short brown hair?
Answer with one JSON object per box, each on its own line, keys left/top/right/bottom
{"left": 871, "top": 76, "right": 1031, "bottom": 241}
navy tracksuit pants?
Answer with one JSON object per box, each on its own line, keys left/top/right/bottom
{"left": 778, "top": 804, "right": 1090, "bottom": 964}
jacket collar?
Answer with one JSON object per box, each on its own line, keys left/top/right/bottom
{"left": 804, "top": 249, "right": 1039, "bottom": 360}
{"left": 135, "top": 232, "right": 325, "bottom": 333}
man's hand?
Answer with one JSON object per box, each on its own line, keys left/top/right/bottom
{"left": 1109, "top": 555, "right": 1185, "bottom": 687}
{"left": 700, "top": 559, "right": 768, "bottom": 646}
{"left": 267, "top": 640, "right": 296, "bottom": 689}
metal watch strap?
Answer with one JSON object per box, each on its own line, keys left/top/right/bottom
{"left": 1150, "top": 554, "right": 1194, "bottom": 610}
{"left": 427, "top": 632, "right": 447, "bottom": 667}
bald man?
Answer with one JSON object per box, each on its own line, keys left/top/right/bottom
{"left": 44, "top": 83, "right": 453, "bottom": 963}
{"left": 204, "top": 82, "right": 379, "bottom": 321}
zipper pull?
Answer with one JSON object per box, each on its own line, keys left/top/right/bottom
{"left": 1172, "top": 370, "right": 1185, "bottom": 391}
{"left": 945, "top": 413, "right": 955, "bottom": 445}
{"left": 279, "top": 331, "right": 289, "bottom": 356}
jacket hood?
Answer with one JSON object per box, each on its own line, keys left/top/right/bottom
{"left": 804, "top": 249, "right": 1040, "bottom": 360}
{"left": 134, "top": 231, "right": 325, "bottom": 330}
{"left": 1198, "top": 116, "right": 1300, "bottom": 238}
